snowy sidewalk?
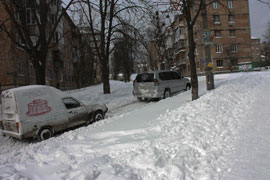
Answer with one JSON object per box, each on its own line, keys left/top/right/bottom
{"left": 222, "top": 72, "right": 270, "bottom": 180}
{"left": 1, "top": 72, "right": 270, "bottom": 179}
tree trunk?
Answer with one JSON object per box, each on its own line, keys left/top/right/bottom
{"left": 187, "top": 24, "right": 199, "bottom": 100}
{"left": 35, "top": 62, "right": 46, "bottom": 85}
{"left": 102, "top": 57, "right": 110, "bottom": 94}
{"left": 32, "top": 53, "right": 47, "bottom": 85}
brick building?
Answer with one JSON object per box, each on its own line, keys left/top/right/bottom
{"left": 149, "top": 0, "right": 253, "bottom": 76}
{"left": 0, "top": 1, "right": 78, "bottom": 91}
{"left": 0, "top": 3, "right": 34, "bottom": 89}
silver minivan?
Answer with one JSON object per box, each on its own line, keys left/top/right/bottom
{"left": 133, "top": 70, "right": 190, "bottom": 101}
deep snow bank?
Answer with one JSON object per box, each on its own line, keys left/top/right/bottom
{"left": 0, "top": 72, "right": 268, "bottom": 180}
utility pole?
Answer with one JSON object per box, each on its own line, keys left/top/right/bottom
{"left": 201, "top": 0, "right": 214, "bottom": 90}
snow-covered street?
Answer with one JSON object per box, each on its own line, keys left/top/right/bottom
{"left": 0, "top": 71, "right": 270, "bottom": 180}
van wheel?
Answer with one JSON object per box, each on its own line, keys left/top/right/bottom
{"left": 138, "top": 97, "right": 147, "bottom": 102}
{"left": 164, "top": 89, "right": 171, "bottom": 99}
{"left": 185, "top": 84, "right": 191, "bottom": 91}
{"left": 94, "top": 111, "right": 104, "bottom": 122}
{"left": 38, "top": 127, "right": 53, "bottom": 141}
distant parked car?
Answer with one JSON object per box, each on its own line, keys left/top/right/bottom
{"left": 133, "top": 70, "right": 191, "bottom": 101}
{"left": 0, "top": 85, "right": 108, "bottom": 141}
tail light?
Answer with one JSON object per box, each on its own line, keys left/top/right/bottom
{"left": 133, "top": 80, "right": 136, "bottom": 87}
{"left": 16, "top": 122, "right": 20, "bottom": 133}
{"left": 154, "top": 79, "right": 159, "bottom": 86}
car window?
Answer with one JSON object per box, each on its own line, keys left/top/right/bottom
{"left": 159, "top": 72, "right": 167, "bottom": 80}
{"left": 62, "top": 98, "right": 81, "bottom": 109}
{"left": 172, "top": 72, "right": 181, "bottom": 79}
{"left": 159, "top": 72, "right": 176, "bottom": 80}
{"left": 136, "top": 73, "right": 154, "bottom": 82}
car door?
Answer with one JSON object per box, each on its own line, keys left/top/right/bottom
{"left": 172, "top": 72, "right": 185, "bottom": 91}
{"left": 62, "top": 97, "right": 89, "bottom": 128}
{"left": 159, "top": 72, "right": 173, "bottom": 93}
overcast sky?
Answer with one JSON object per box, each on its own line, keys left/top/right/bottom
{"left": 249, "top": 0, "right": 270, "bottom": 40}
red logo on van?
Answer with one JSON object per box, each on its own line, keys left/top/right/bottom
{"left": 26, "top": 99, "right": 52, "bottom": 117}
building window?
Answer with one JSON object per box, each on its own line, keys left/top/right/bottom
{"left": 228, "top": 15, "right": 234, "bottom": 24}
{"left": 215, "top": 44, "right": 223, "bottom": 53}
{"left": 195, "top": 48, "right": 198, "bottom": 55}
{"left": 214, "top": 30, "right": 221, "bottom": 38}
{"left": 51, "top": 0, "right": 57, "bottom": 6}
{"left": 216, "top": 59, "right": 223, "bottom": 67}
{"left": 231, "top": 58, "right": 238, "bottom": 66}
{"left": 179, "top": 27, "right": 184, "bottom": 36}
{"left": 15, "top": 33, "right": 23, "bottom": 48}
{"left": 14, "top": 9, "right": 20, "bottom": 22}
{"left": 180, "top": 40, "right": 185, "bottom": 48}
{"left": 18, "top": 61, "right": 24, "bottom": 75}
{"left": 228, "top": 0, "right": 233, "bottom": 8}
{"left": 48, "top": 69, "right": 52, "bottom": 80}
{"left": 229, "top": 30, "right": 236, "bottom": 37}
{"left": 51, "top": 14, "right": 56, "bottom": 25}
{"left": 230, "top": 44, "right": 238, "bottom": 53}
{"left": 52, "top": 31, "right": 59, "bottom": 43}
{"left": 213, "top": 15, "right": 220, "bottom": 24}
{"left": 212, "top": 1, "right": 218, "bottom": 9}
{"left": 26, "top": 8, "right": 36, "bottom": 25}
{"left": 30, "top": 63, "right": 34, "bottom": 77}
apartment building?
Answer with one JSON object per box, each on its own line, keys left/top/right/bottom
{"left": 149, "top": 0, "right": 252, "bottom": 76}
{"left": 0, "top": 3, "right": 34, "bottom": 89}
{"left": 0, "top": 0, "right": 78, "bottom": 91}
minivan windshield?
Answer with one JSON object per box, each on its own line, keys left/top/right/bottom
{"left": 136, "top": 73, "right": 154, "bottom": 82}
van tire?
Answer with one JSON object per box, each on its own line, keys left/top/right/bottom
{"left": 164, "top": 89, "right": 171, "bottom": 99}
{"left": 38, "top": 127, "right": 53, "bottom": 141}
{"left": 185, "top": 84, "right": 191, "bottom": 91}
{"left": 94, "top": 111, "right": 104, "bottom": 122}
{"left": 138, "top": 97, "right": 147, "bottom": 102}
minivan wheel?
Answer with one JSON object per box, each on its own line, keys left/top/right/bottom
{"left": 38, "top": 127, "right": 53, "bottom": 141}
{"left": 138, "top": 97, "right": 147, "bottom": 102}
{"left": 94, "top": 111, "right": 104, "bottom": 122}
{"left": 185, "top": 84, "right": 191, "bottom": 91}
{"left": 164, "top": 89, "right": 171, "bottom": 99}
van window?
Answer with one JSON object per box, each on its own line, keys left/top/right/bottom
{"left": 62, "top": 98, "right": 81, "bottom": 109}
{"left": 159, "top": 71, "right": 181, "bottom": 80}
{"left": 172, "top": 72, "right": 181, "bottom": 79}
{"left": 159, "top": 72, "right": 169, "bottom": 80}
{"left": 136, "top": 73, "right": 154, "bottom": 82}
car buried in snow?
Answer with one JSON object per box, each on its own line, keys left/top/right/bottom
{"left": 133, "top": 70, "right": 191, "bottom": 101}
{"left": 0, "top": 85, "right": 108, "bottom": 141}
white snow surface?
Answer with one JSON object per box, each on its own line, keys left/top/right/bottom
{"left": 1, "top": 72, "right": 270, "bottom": 180}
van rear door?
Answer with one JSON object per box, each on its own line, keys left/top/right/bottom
{"left": 1, "top": 91, "right": 20, "bottom": 135}
{"left": 134, "top": 73, "right": 157, "bottom": 97}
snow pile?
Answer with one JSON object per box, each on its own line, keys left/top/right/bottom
{"left": 0, "top": 72, "right": 269, "bottom": 179}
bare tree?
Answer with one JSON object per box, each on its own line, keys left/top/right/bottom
{"left": 75, "top": 0, "right": 142, "bottom": 94}
{"left": 262, "top": 21, "right": 270, "bottom": 61}
{"left": 0, "top": 0, "right": 75, "bottom": 85}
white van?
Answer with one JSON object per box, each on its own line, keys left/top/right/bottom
{"left": 0, "top": 85, "right": 108, "bottom": 140}
{"left": 133, "top": 70, "right": 190, "bottom": 101}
